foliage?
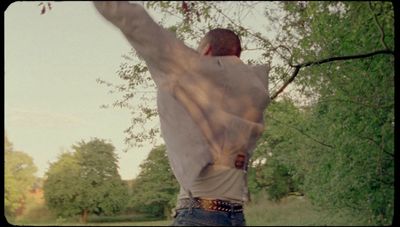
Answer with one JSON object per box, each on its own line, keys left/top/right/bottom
{"left": 128, "top": 145, "right": 179, "bottom": 219}
{"left": 97, "top": 50, "right": 158, "bottom": 150}
{"left": 4, "top": 135, "right": 38, "bottom": 219}
{"left": 14, "top": 201, "right": 56, "bottom": 224}
{"left": 250, "top": 2, "right": 394, "bottom": 224}
{"left": 276, "top": 2, "right": 394, "bottom": 225}
{"left": 265, "top": 163, "right": 290, "bottom": 202}
{"left": 249, "top": 98, "right": 309, "bottom": 199}
{"left": 43, "top": 138, "right": 129, "bottom": 223}
{"left": 37, "top": 2, "right": 52, "bottom": 15}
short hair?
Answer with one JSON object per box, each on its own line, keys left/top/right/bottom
{"left": 201, "top": 28, "right": 242, "bottom": 57}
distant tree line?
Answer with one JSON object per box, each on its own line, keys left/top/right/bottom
{"left": 5, "top": 135, "right": 38, "bottom": 220}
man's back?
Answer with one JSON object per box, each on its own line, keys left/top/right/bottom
{"left": 94, "top": 2, "right": 270, "bottom": 225}
{"left": 157, "top": 55, "right": 270, "bottom": 201}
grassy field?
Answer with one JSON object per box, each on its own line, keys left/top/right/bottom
{"left": 11, "top": 194, "right": 369, "bottom": 226}
{"left": 16, "top": 220, "right": 172, "bottom": 226}
{"left": 244, "top": 193, "right": 368, "bottom": 226}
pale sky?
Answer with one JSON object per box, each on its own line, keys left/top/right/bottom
{"left": 5, "top": 1, "right": 278, "bottom": 180}
{"left": 5, "top": 1, "right": 154, "bottom": 180}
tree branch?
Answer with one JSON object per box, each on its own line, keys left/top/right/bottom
{"left": 368, "top": 1, "right": 389, "bottom": 50}
{"left": 270, "top": 66, "right": 300, "bottom": 100}
{"left": 291, "top": 49, "right": 394, "bottom": 68}
{"left": 266, "top": 113, "right": 335, "bottom": 149}
{"left": 271, "top": 49, "right": 394, "bottom": 100}
{"left": 212, "top": 3, "right": 394, "bottom": 101}
{"left": 356, "top": 135, "right": 394, "bottom": 158}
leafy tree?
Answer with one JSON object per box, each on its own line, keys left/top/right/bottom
{"left": 4, "top": 135, "right": 38, "bottom": 220}
{"left": 4, "top": 135, "right": 37, "bottom": 219}
{"left": 273, "top": 2, "right": 394, "bottom": 225}
{"left": 249, "top": 98, "right": 309, "bottom": 200}
{"left": 43, "top": 138, "right": 128, "bottom": 223}
{"left": 266, "top": 162, "right": 292, "bottom": 202}
{"left": 248, "top": 3, "right": 393, "bottom": 224}
{"left": 129, "top": 145, "right": 179, "bottom": 219}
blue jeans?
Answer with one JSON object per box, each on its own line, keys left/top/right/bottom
{"left": 171, "top": 208, "right": 246, "bottom": 226}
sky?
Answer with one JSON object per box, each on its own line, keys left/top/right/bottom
{"left": 4, "top": 1, "right": 278, "bottom": 180}
{"left": 5, "top": 2, "right": 154, "bottom": 180}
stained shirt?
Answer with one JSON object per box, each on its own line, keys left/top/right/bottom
{"left": 94, "top": 2, "right": 270, "bottom": 202}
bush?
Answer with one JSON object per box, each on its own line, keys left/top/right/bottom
{"left": 267, "top": 163, "right": 291, "bottom": 201}
{"left": 14, "top": 203, "right": 56, "bottom": 224}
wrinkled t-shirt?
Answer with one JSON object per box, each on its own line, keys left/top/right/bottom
{"left": 94, "top": 1, "right": 270, "bottom": 202}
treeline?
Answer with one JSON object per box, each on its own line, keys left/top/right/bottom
{"left": 4, "top": 137, "right": 130, "bottom": 224}
{"left": 5, "top": 135, "right": 38, "bottom": 220}
{"left": 4, "top": 136, "right": 172, "bottom": 224}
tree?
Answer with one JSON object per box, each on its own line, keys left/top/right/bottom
{"left": 247, "top": 2, "right": 393, "bottom": 224}
{"left": 129, "top": 145, "right": 179, "bottom": 219}
{"left": 4, "top": 135, "right": 38, "bottom": 219}
{"left": 43, "top": 138, "right": 128, "bottom": 223}
{"left": 248, "top": 98, "right": 309, "bottom": 200}
{"left": 274, "top": 2, "right": 393, "bottom": 225}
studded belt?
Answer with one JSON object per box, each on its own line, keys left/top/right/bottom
{"left": 176, "top": 198, "right": 243, "bottom": 213}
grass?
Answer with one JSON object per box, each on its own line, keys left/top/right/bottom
{"left": 245, "top": 193, "right": 369, "bottom": 226}
{"left": 12, "top": 193, "right": 370, "bottom": 226}
{"left": 14, "top": 220, "right": 172, "bottom": 226}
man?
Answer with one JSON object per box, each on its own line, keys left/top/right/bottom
{"left": 94, "top": 2, "right": 270, "bottom": 226}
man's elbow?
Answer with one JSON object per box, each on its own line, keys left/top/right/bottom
{"left": 93, "top": 2, "right": 125, "bottom": 24}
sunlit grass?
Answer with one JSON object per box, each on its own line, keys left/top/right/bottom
{"left": 245, "top": 193, "right": 368, "bottom": 226}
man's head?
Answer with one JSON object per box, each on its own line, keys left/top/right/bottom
{"left": 197, "top": 28, "right": 242, "bottom": 58}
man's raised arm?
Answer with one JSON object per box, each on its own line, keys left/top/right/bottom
{"left": 93, "top": 1, "right": 198, "bottom": 76}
